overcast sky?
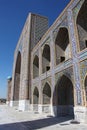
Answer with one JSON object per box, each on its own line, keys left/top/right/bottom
{"left": 0, "top": 0, "right": 70, "bottom": 98}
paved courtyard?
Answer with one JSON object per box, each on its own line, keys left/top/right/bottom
{"left": 0, "top": 105, "right": 87, "bottom": 130}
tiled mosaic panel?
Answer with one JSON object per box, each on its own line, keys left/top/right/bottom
{"left": 55, "top": 67, "right": 74, "bottom": 85}
{"left": 31, "top": 15, "right": 48, "bottom": 50}
{"left": 73, "top": 0, "right": 85, "bottom": 20}
{"left": 68, "top": 8, "right": 82, "bottom": 105}
{"left": 80, "top": 59, "right": 87, "bottom": 88}
{"left": 53, "top": 17, "right": 68, "bottom": 42}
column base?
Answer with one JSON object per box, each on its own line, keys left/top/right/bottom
{"left": 32, "top": 104, "right": 43, "bottom": 113}
{"left": 50, "top": 106, "right": 57, "bottom": 116}
{"left": 9, "top": 100, "right": 13, "bottom": 107}
{"left": 6, "top": 101, "right": 9, "bottom": 105}
{"left": 38, "top": 104, "right": 43, "bottom": 113}
{"left": 42, "top": 104, "right": 51, "bottom": 113}
{"left": 9, "top": 100, "right": 19, "bottom": 108}
{"left": 74, "top": 106, "right": 87, "bottom": 123}
{"left": 32, "top": 104, "right": 51, "bottom": 114}
{"left": 19, "top": 100, "right": 30, "bottom": 111}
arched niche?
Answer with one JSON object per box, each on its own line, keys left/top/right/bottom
{"left": 42, "top": 44, "right": 50, "bottom": 73}
{"left": 13, "top": 51, "right": 21, "bottom": 103}
{"left": 33, "top": 87, "right": 39, "bottom": 104}
{"left": 43, "top": 82, "right": 51, "bottom": 104}
{"left": 33, "top": 55, "right": 39, "bottom": 78}
{"left": 53, "top": 75, "right": 74, "bottom": 117}
{"left": 77, "top": 0, "right": 87, "bottom": 51}
{"left": 55, "top": 27, "right": 71, "bottom": 65}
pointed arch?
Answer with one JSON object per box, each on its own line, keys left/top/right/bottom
{"left": 33, "top": 87, "right": 39, "bottom": 104}
{"left": 15, "top": 51, "right": 21, "bottom": 74}
{"left": 43, "top": 82, "right": 51, "bottom": 104}
{"left": 55, "top": 27, "right": 71, "bottom": 65}
{"left": 42, "top": 44, "right": 50, "bottom": 73}
{"left": 13, "top": 51, "right": 21, "bottom": 103}
{"left": 76, "top": 0, "right": 87, "bottom": 51}
{"left": 33, "top": 55, "right": 39, "bottom": 78}
{"left": 53, "top": 74, "right": 74, "bottom": 117}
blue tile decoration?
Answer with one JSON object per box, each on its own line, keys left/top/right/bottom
{"left": 68, "top": 8, "right": 82, "bottom": 105}
{"left": 73, "top": 0, "right": 85, "bottom": 20}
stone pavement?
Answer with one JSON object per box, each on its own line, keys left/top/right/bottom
{"left": 0, "top": 105, "right": 87, "bottom": 130}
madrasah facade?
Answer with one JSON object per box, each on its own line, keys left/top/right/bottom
{"left": 7, "top": 0, "right": 87, "bottom": 123}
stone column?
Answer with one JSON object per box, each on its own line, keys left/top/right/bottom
{"left": 39, "top": 47, "right": 42, "bottom": 75}
{"left": 68, "top": 9, "right": 83, "bottom": 121}
{"left": 38, "top": 81, "right": 43, "bottom": 113}
{"left": 50, "top": 31, "right": 56, "bottom": 116}
{"left": 38, "top": 47, "right": 43, "bottom": 113}
{"left": 68, "top": 8, "right": 82, "bottom": 105}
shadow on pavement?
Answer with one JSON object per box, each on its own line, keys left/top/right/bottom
{"left": 0, "top": 116, "right": 73, "bottom": 130}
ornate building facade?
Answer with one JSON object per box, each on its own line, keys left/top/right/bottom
{"left": 7, "top": 0, "right": 87, "bottom": 123}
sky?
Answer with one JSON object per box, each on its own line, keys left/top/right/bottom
{"left": 0, "top": 0, "right": 70, "bottom": 98}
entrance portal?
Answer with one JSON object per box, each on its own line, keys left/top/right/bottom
{"left": 56, "top": 75, "right": 74, "bottom": 117}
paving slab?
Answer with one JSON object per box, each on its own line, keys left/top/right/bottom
{"left": 0, "top": 105, "right": 87, "bottom": 130}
